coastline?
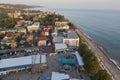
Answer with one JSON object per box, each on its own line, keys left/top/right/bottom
{"left": 74, "top": 26, "right": 120, "bottom": 80}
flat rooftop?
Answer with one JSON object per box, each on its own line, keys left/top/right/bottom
{"left": 67, "top": 32, "right": 79, "bottom": 39}
{"left": 0, "top": 54, "right": 46, "bottom": 71}
{"left": 51, "top": 72, "right": 69, "bottom": 80}
{"left": 53, "top": 36, "right": 63, "bottom": 43}
{"left": 55, "top": 43, "right": 67, "bottom": 51}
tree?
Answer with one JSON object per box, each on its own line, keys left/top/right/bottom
{"left": 92, "top": 70, "right": 112, "bottom": 80}
{"left": 78, "top": 43, "right": 89, "bottom": 56}
{"left": 84, "top": 52, "right": 99, "bottom": 74}
{"left": 78, "top": 43, "right": 99, "bottom": 74}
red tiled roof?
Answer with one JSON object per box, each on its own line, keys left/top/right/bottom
{"left": 38, "top": 36, "right": 46, "bottom": 40}
{"left": 45, "top": 29, "right": 49, "bottom": 32}
{"left": 47, "top": 25, "right": 52, "bottom": 28}
{"left": 41, "top": 31, "right": 45, "bottom": 36}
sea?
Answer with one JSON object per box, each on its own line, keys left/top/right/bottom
{"left": 32, "top": 8, "right": 120, "bottom": 65}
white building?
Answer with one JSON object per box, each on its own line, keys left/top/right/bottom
{"left": 0, "top": 54, "right": 47, "bottom": 75}
{"left": 55, "top": 43, "right": 68, "bottom": 52}
{"left": 51, "top": 72, "right": 70, "bottom": 80}
{"left": 52, "top": 29, "right": 58, "bottom": 36}
{"left": 55, "top": 25, "right": 70, "bottom": 30}
{"left": 62, "top": 25, "right": 70, "bottom": 30}
{"left": 55, "top": 21, "right": 68, "bottom": 27}
{"left": 63, "top": 32, "right": 79, "bottom": 48}
{"left": 27, "top": 22, "right": 40, "bottom": 32}
{"left": 72, "top": 51, "right": 84, "bottom": 66}
{"left": 18, "top": 27, "right": 27, "bottom": 33}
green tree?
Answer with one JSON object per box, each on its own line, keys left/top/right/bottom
{"left": 78, "top": 43, "right": 89, "bottom": 56}
{"left": 92, "top": 70, "right": 112, "bottom": 80}
{"left": 78, "top": 43, "right": 99, "bottom": 74}
{"left": 84, "top": 52, "right": 99, "bottom": 74}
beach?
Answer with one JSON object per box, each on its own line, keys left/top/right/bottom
{"left": 75, "top": 27, "right": 120, "bottom": 80}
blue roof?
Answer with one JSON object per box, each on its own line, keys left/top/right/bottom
{"left": 72, "top": 50, "right": 78, "bottom": 53}
{"left": 42, "top": 77, "right": 50, "bottom": 80}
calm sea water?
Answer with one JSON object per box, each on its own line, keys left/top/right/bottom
{"left": 33, "top": 8, "right": 120, "bottom": 64}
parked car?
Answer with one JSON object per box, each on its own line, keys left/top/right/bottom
{"left": 59, "top": 64, "right": 72, "bottom": 72}
{"left": 80, "top": 75, "right": 84, "bottom": 80}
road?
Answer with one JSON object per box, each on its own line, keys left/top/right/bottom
{"left": 76, "top": 29, "right": 120, "bottom": 80}
{"left": 0, "top": 46, "right": 39, "bottom": 54}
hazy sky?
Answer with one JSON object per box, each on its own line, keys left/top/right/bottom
{"left": 0, "top": 0, "right": 120, "bottom": 10}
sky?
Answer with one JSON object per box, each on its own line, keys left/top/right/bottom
{"left": 0, "top": 0, "right": 120, "bottom": 10}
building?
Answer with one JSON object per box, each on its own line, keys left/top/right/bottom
{"left": 0, "top": 28, "right": 17, "bottom": 34}
{"left": 63, "top": 32, "right": 79, "bottom": 48}
{"left": 62, "top": 25, "right": 70, "bottom": 30}
{"left": 0, "top": 54, "right": 47, "bottom": 75}
{"left": 55, "top": 21, "right": 68, "bottom": 27}
{"left": 33, "top": 16, "right": 39, "bottom": 21}
{"left": 27, "top": 22, "right": 40, "bottom": 32}
{"left": 26, "top": 35, "right": 33, "bottom": 42}
{"left": 18, "top": 27, "right": 27, "bottom": 34}
{"left": 53, "top": 37, "right": 63, "bottom": 43}
{"left": 16, "top": 20, "right": 25, "bottom": 27}
{"left": 72, "top": 50, "right": 84, "bottom": 66}
{"left": 55, "top": 25, "right": 70, "bottom": 30}
{"left": 37, "top": 36, "right": 47, "bottom": 46}
{"left": 52, "top": 29, "right": 58, "bottom": 36}
{"left": 44, "top": 29, "right": 49, "bottom": 36}
{"left": 10, "top": 42, "right": 17, "bottom": 48}
{"left": 7, "top": 11, "right": 21, "bottom": 18}
{"left": 1, "top": 39, "right": 14, "bottom": 45}
{"left": 55, "top": 43, "right": 68, "bottom": 52}
{"left": 51, "top": 72, "right": 70, "bottom": 80}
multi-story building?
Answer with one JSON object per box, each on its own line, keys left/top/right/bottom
{"left": 63, "top": 32, "right": 79, "bottom": 48}
{"left": 37, "top": 36, "right": 47, "bottom": 46}
{"left": 55, "top": 21, "right": 68, "bottom": 27}
{"left": 27, "top": 22, "right": 40, "bottom": 32}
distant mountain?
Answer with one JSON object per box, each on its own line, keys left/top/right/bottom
{"left": 0, "top": 4, "right": 43, "bottom": 9}
{"left": 12, "top": 4, "right": 43, "bottom": 9}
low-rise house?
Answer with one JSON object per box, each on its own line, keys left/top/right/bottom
{"left": 1, "top": 39, "right": 16, "bottom": 47}
{"left": 26, "top": 35, "right": 33, "bottom": 42}
{"left": 18, "top": 27, "right": 27, "bottom": 34}
{"left": 45, "top": 29, "right": 49, "bottom": 36}
{"left": 0, "top": 28, "right": 17, "bottom": 33}
{"left": 7, "top": 11, "right": 21, "bottom": 18}
{"left": 55, "top": 21, "right": 68, "bottom": 27}
{"left": 63, "top": 32, "right": 79, "bottom": 48}
{"left": 25, "top": 21, "right": 33, "bottom": 25}
{"left": 37, "top": 36, "right": 47, "bottom": 46}
{"left": 19, "top": 40, "right": 26, "bottom": 45}
{"left": 62, "top": 25, "right": 70, "bottom": 30}
{"left": 27, "top": 22, "right": 40, "bottom": 32}
{"left": 33, "top": 16, "right": 39, "bottom": 21}
{"left": 52, "top": 29, "right": 58, "bottom": 36}
{"left": 0, "top": 29, "right": 5, "bottom": 34}
{"left": 41, "top": 31, "right": 45, "bottom": 36}
{"left": 55, "top": 25, "right": 69, "bottom": 30}
{"left": 5, "top": 39, "right": 14, "bottom": 46}
{"left": 47, "top": 25, "right": 52, "bottom": 29}
{"left": 11, "top": 42, "right": 17, "bottom": 48}
{"left": 16, "top": 20, "right": 25, "bottom": 27}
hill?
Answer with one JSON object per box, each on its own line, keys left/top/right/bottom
{"left": 0, "top": 4, "right": 42, "bottom": 9}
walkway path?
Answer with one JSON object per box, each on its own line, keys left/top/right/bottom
{"left": 76, "top": 28, "right": 120, "bottom": 80}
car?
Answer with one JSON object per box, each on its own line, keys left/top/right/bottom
{"left": 80, "top": 75, "right": 84, "bottom": 80}
{"left": 59, "top": 65, "right": 72, "bottom": 72}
